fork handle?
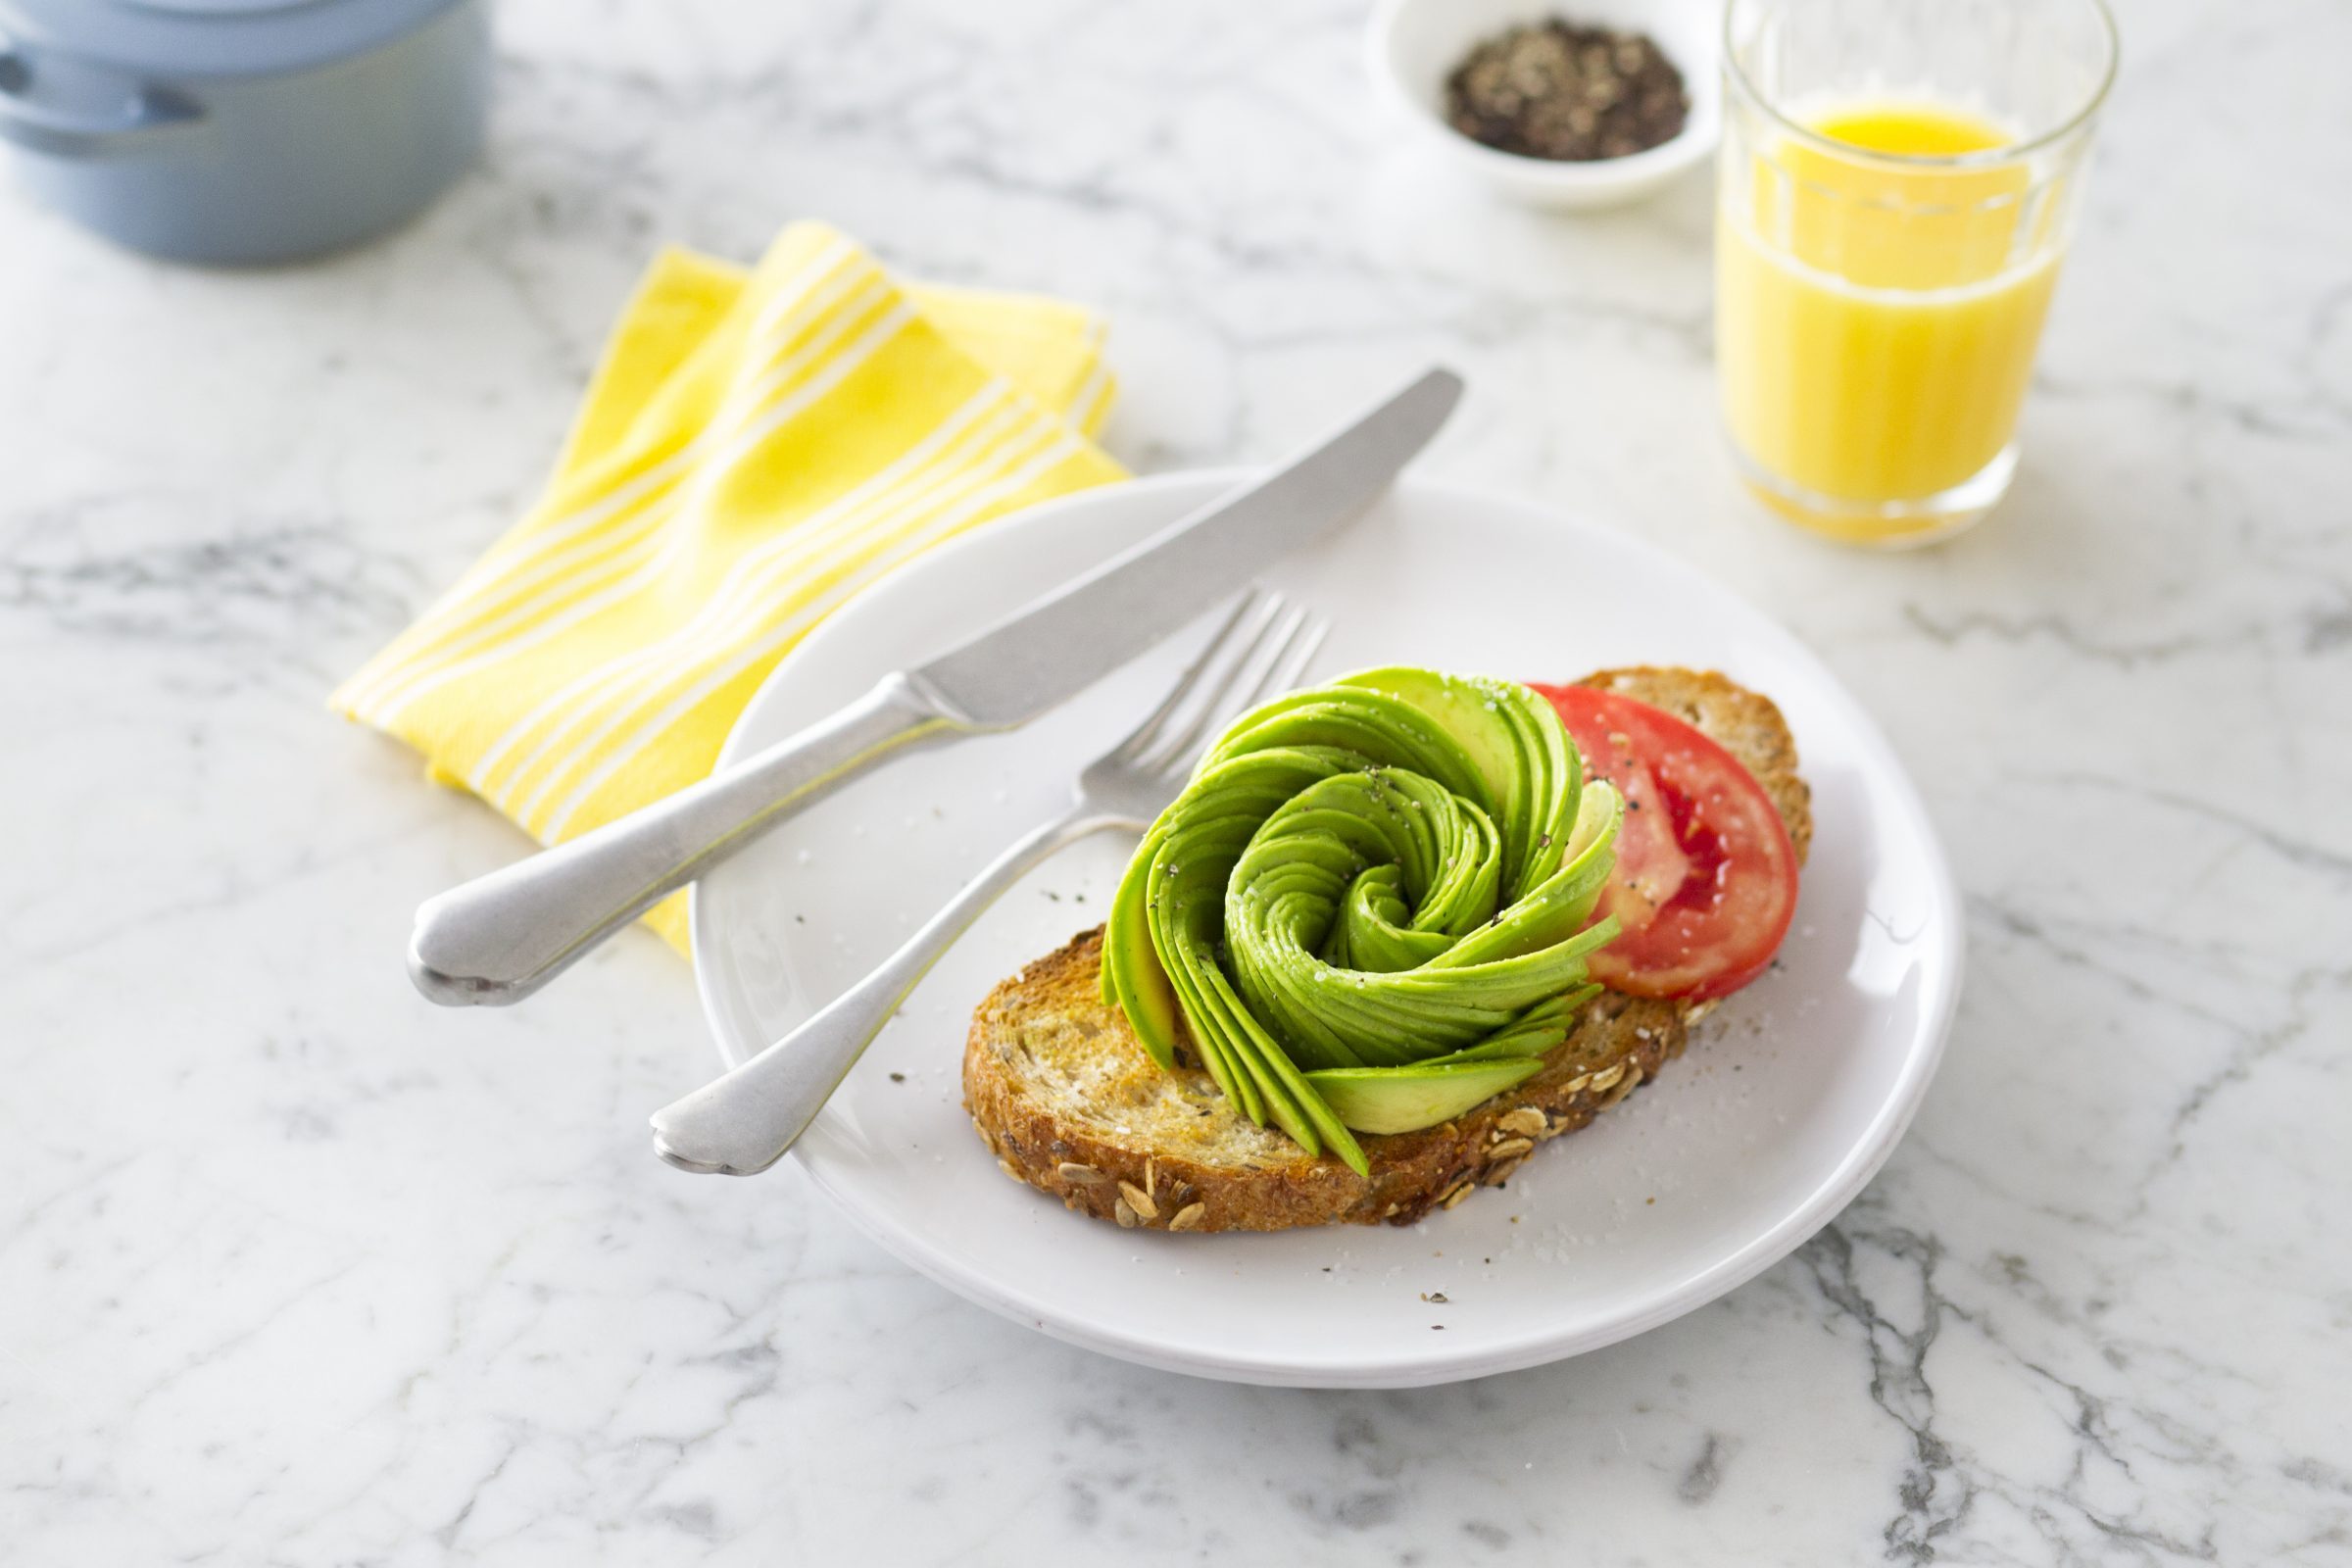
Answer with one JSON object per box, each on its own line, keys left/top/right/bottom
{"left": 650, "top": 807, "right": 1126, "bottom": 1176}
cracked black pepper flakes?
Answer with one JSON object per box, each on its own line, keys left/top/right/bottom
{"left": 1446, "top": 19, "right": 1690, "bottom": 163}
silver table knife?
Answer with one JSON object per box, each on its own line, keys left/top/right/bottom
{"left": 407, "top": 365, "right": 1463, "bottom": 1006}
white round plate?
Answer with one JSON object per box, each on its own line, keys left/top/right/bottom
{"left": 691, "top": 474, "right": 1961, "bottom": 1389}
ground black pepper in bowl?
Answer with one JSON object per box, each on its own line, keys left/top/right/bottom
{"left": 1446, "top": 19, "right": 1690, "bottom": 162}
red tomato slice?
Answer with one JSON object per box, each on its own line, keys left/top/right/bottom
{"left": 1530, "top": 683, "right": 1799, "bottom": 1001}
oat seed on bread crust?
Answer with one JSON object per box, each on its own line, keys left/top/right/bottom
{"left": 960, "top": 666, "right": 1811, "bottom": 1234}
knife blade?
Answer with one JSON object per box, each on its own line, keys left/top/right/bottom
{"left": 408, "top": 366, "right": 1462, "bottom": 1005}
{"left": 910, "top": 366, "right": 1462, "bottom": 727}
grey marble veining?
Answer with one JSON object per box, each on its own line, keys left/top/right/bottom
{"left": 3, "top": 0, "right": 2347, "bottom": 1561}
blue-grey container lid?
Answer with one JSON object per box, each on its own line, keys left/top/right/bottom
{"left": 0, "top": 0, "right": 471, "bottom": 80}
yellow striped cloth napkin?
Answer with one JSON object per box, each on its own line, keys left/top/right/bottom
{"left": 335, "top": 221, "right": 1128, "bottom": 952}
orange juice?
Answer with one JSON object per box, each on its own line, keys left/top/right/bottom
{"left": 1717, "top": 100, "right": 2065, "bottom": 542}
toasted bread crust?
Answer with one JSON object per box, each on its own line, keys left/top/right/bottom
{"left": 962, "top": 666, "right": 1810, "bottom": 1233}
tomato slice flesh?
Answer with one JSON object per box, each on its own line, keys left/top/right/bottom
{"left": 1530, "top": 682, "right": 1799, "bottom": 1001}
{"left": 1553, "top": 707, "right": 1689, "bottom": 934}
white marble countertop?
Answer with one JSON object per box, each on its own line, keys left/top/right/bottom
{"left": 5, "top": 0, "right": 2347, "bottom": 1560}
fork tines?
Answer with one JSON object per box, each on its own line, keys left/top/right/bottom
{"left": 1117, "top": 589, "right": 1329, "bottom": 779}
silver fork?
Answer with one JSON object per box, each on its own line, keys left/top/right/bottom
{"left": 649, "top": 589, "right": 1329, "bottom": 1177}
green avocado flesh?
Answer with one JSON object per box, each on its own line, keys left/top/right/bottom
{"left": 1102, "top": 667, "right": 1622, "bottom": 1176}
{"left": 1303, "top": 1058, "right": 1547, "bottom": 1136}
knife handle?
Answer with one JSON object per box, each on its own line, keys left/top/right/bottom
{"left": 408, "top": 672, "right": 962, "bottom": 1006}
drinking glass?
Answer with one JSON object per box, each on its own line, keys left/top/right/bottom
{"left": 1716, "top": 0, "right": 2119, "bottom": 546}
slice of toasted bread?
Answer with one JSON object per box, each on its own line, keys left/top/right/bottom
{"left": 961, "top": 667, "right": 1811, "bottom": 1233}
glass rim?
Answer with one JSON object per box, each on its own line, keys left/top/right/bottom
{"left": 1721, "top": 0, "right": 2120, "bottom": 171}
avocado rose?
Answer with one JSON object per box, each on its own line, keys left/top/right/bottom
{"left": 1102, "top": 667, "right": 1623, "bottom": 1175}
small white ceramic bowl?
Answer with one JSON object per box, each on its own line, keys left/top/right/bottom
{"left": 1366, "top": 0, "right": 1721, "bottom": 211}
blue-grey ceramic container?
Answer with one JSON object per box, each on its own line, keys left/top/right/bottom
{"left": 0, "top": 0, "right": 488, "bottom": 265}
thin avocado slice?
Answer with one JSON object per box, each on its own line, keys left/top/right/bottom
{"left": 1102, "top": 833, "right": 1183, "bottom": 1069}
{"left": 1304, "top": 1057, "right": 1547, "bottom": 1136}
